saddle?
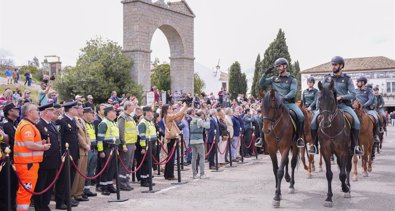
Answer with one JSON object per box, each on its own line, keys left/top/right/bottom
{"left": 288, "top": 110, "right": 298, "bottom": 132}
{"left": 343, "top": 112, "right": 353, "bottom": 128}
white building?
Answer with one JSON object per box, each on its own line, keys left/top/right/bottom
{"left": 301, "top": 56, "right": 395, "bottom": 112}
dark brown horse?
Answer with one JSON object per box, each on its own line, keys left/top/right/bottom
{"left": 261, "top": 89, "right": 299, "bottom": 208}
{"left": 297, "top": 101, "right": 316, "bottom": 178}
{"left": 377, "top": 112, "right": 386, "bottom": 153}
{"left": 352, "top": 100, "right": 374, "bottom": 180}
{"left": 317, "top": 80, "right": 353, "bottom": 207}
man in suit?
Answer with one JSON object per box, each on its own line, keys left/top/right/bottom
{"left": 34, "top": 103, "right": 62, "bottom": 211}
{"left": 55, "top": 101, "right": 80, "bottom": 209}
{"left": 207, "top": 109, "right": 220, "bottom": 169}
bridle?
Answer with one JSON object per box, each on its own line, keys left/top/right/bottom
{"left": 318, "top": 102, "right": 346, "bottom": 140}
{"left": 262, "top": 101, "right": 285, "bottom": 141}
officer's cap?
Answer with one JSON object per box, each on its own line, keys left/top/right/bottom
{"left": 104, "top": 105, "right": 115, "bottom": 116}
{"left": 142, "top": 106, "right": 152, "bottom": 112}
{"left": 83, "top": 107, "right": 94, "bottom": 114}
{"left": 38, "top": 103, "right": 56, "bottom": 111}
{"left": 62, "top": 101, "right": 80, "bottom": 109}
{"left": 3, "top": 103, "right": 17, "bottom": 115}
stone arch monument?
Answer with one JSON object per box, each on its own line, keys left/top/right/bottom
{"left": 122, "top": 0, "right": 195, "bottom": 94}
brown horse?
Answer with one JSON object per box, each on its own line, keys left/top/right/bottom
{"left": 377, "top": 112, "right": 386, "bottom": 153}
{"left": 297, "top": 101, "right": 316, "bottom": 178}
{"left": 317, "top": 80, "right": 353, "bottom": 207}
{"left": 352, "top": 100, "right": 374, "bottom": 180}
{"left": 261, "top": 89, "right": 299, "bottom": 208}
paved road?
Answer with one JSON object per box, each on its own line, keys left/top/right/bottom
{"left": 47, "top": 126, "right": 395, "bottom": 211}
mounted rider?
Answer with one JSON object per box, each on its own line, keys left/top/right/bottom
{"left": 373, "top": 86, "right": 386, "bottom": 132}
{"left": 259, "top": 57, "right": 305, "bottom": 147}
{"left": 310, "top": 56, "right": 363, "bottom": 155}
{"left": 355, "top": 76, "right": 381, "bottom": 143}
{"left": 302, "top": 76, "right": 319, "bottom": 111}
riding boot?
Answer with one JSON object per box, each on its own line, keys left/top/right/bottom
{"left": 308, "top": 129, "right": 319, "bottom": 154}
{"left": 373, "top": 124, "right": 380, "bottom": 143}
{"left": 351, "top": 129, "right": 363, "bottom": 155}
{"left": 378, "top": 118, "right": 385, "bottom": 133}
{"left": 296, "top": 121, "right": 305, "bottom": 148}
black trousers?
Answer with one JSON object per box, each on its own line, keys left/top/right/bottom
{"left": 99, "top": 146, "right": 116, "bottom": 189}
{"left": 135, "top": 143, "right": 150, "bottom": 184}
{"left": 243, "top": 129, "right": 253, "bottom": 156}
{"left": 55, "top": 159, "right": 77, "bottom": 205}
{"left": 34, "top": 168, "right": 56, "bottom": 211}
{"left": 208, "top": 142, "right": 216, "bottom": 167}
{"left": 164, "top": 139, "right": 176, "bottom": 179}
{"left": 0, "top": 163, "right": 17, "bottom": 211}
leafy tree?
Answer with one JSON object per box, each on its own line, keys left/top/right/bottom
{"left": 250, "top": 54, "right": 261, "bottom": 97}
{"left": 228, "top": 61, "right": 247, "bottom": 99}
{"left": 194, "top": 73, "right": 205, "bottom": 94}
{"left": 54, "top": 38, "right": 143, "bottom": 103}
{"left": 293, "top": 60, "right": 301, "bottom": 100}
{"left": 150, "top": 64, "right": 171, "bottom": 91}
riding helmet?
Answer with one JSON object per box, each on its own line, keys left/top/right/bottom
{"left": 331, "top": 56, "right": 345, "bottom": 67}
{"left": 274, "top": 58, "right": 289, "bottom": 67}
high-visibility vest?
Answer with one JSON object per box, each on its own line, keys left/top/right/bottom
{"left": 138, "top": 119, "right": 156, "bottom": 147}
{"left": 103, "top": 119, "right": 119, "bottom": 143}
{"left": 85, "top": 122, "right": 96, "bottom": 143}
{"left": 119, "top": 114, "right": 137, "bottom": 144}
{"left": 14, "top": 119, "right": 43, "bottom": 164}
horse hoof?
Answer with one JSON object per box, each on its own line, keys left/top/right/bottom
{"left": 368, "top": 167, "right": 372, "bottom": 173}
{"left": 312, "top": 167, "right": 316, "bottom": 172}
{"left": 288, "top": 188, "right": 295, "bottom": 194}
{"left": 307, "top": 174, "right": 312, "bottom": 179}
{"left": 344, "top": 192, "right": 351, "bottom": 198}
{"left": 352, "top": 175, "right": 358, "bottom": 181}
{"left": 323, "top": 201, "right": 333, "bottom": 207}
{"left": 318, "top": 167, "right": 323, "bottom": 172}
{"left": 363, "top": 172, "right": 368, "bottom": 177}
{"left": 272, "top": 200, "right": 280, "bottom": 208}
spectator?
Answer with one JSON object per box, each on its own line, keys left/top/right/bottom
{"left": 391, "top": 112, "right": 395, "bottom": 126}
{"left": 22, "top": 90, "right": 33, "bottom": 104}
{"left": 84, "top": 95, "right": 95, "bottom": 110}
{"left": 13, "top": 68, "right": 19, "bottom": 84}
{"left": 38, "top": 82, "right": 51, "bottom": 106}
{"left": 5, "top": 68, "right": 13, "bottom": 84}
{"left": 43, "top": 71, "right": 50, "bottom": 85}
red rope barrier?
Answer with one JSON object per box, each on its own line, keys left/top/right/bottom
{"left": 158, "top": 140, "right": 169, "bottom": 155}
{"left": 242, "top": 135, "right": 254, "bottom": 149}
{"left": 217, "top": 137, "right": 229, "bottom": 155}
{"left": 183, "top": 140, "right": 192, "bottom": 156}
{"left": 205, "top": 140, "right": 216, "bottom": 158}
{"left": 231, "top": 136, "right": 241, "bottom": 149}
{"left": 151, "top": 143, "right": 177, "bottom": 165}
{"left": 118, "top": 149, "right": 148, "bottom": 174}
{"left": 16, "top": 154, "right": 66, "bottom": 195}
{"left": 71, "top": 149, "right": 114, "bottom": 180}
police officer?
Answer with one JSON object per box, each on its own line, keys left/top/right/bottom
{"left": 97, "top": 105, "right": 118, "bottom": 196}
{"left": 118, "top": 101, "right": 137, "bottom": 191}
{"left": 55, "top": 101, "right": 81, "bottom": 209}
{"left": 259, "top": 58, "right": 305, "bottom": 147}
{"left": 302, "top": 77, "right": 318, "bottom": 111}
{"left": 355, "top": 76, "right": 381, "bottom": 143}
{"left": 34, "top": 103, "right": 62, "bottom": 211}
{"left": 137, "top": 106, "right": 157, "bottom": 187}
{"left": 373, "top": 86, "right": 386, "bottom": 131}
{"left": 311, "top": 56, "right": 363, "bottom": 155}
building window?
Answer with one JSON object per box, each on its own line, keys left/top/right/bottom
{"left": 387, "top": 82, "right": 391, "bottom": 93}
{"left": 392, "top": 82, "right": 395, "bottom": 93}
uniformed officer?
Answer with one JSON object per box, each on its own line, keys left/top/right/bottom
{"left": 259, "top": 58, "right": 305, "bottom": 147}
{"left": 310, "top": 56, "right": 363, "bottom": 155}
{"left": 136, "top": 106, "right": 157, "bottom": 187}
{"left": 97, "top": 105, "right": 118, "bottom": 195}
{"left": 117, "top": 101, "right": 137, "bottom": 191}
{"left": 34, "top": 103, "right": 62, "bottom": 211}
{"left": 373, "top": 86, "right": 386, "bottom": 131}
{"left": 302, "top": 77, "right": 318, "bottom": 111}
{"left": 355, "top": 76, "right": 381, "bottom": 143}
{"left": 55, "top": 101, "right": 81, "bottom": 209}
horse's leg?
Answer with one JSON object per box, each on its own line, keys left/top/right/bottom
{"left": 273, "top": 148, "right": 290, "bottom": 207}
{"left": 270, "top": 153, "right": 279, "bottom": 188}
{"left": 289, "top": 146, "right": 298, "bottom": 193}
{"left": 345, "top": 152, "right": 352, "bottom": 198}
{"left": 339, "top": 154, "right": 351, "bottom": 198}
{"left": 367, "top": 145, "right": 373, "bottom": 173}
{"left": 284, "top": 155, "right": 290, "bottom": 183}
{"left": 301, "top": 147, "right": 308, "bottom": 171}
{"left": 352, "top": 155, "right": 358, "bottom": 181}
{"left": 322, "top": 150, "right": 333, "bottom": 207}
{"left": 319, "top": 153, "right": 323, "bottom": 172}
{"left": 311, "top": 154, "right": 316, "bottom": 172}
{"left": 362, "top": 150, "right": 368, "bottom": 177}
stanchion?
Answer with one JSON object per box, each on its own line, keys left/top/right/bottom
{"left": 171, "top": 139, "right": 188, "bottom": 185}
{"left": 253, "top": 133, "right": 258, "bottom": 160}
{"left": 65, "top": 143, "right": 72, "bottom": 211}
{"left": 5, "top": 147, "right": 11, "bottom": 211}
{"left": 142, "top": 139, "right": 160, "bottom": 193}
{"left": 211, "top": 131, "right": 223, "bottom": 172}
{"left": 226, "top": 137, "right": 236, "bottom": 168}
{"left": 239, "top": 133, "right": 245, "bottom": 164}
{"left": 109, "top": 138, "right": 129, "bottom": 202}
{"left": 131, "top": 162, "right": 136, "bottom": 183}
{"left": 156, "top": 138, "right": 161, "bottom": 175}
{"left": 180, "top": 133, "right": 184, "bottom": 170}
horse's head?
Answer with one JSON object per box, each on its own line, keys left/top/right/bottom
{"left": 318, "top": 80, "right": 337, "bottom": 128}
{"left": 352, "top": 99, "right": 364, "bottom": 118}
{"left": 261, "top": 89, "right": 283, "bottom": 134}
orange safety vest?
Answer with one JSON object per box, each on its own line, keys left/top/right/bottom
{"left": 14, "top": 119, "right": 43, "bottom": 164}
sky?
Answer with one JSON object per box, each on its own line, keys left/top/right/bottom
{"left": 1, "top": 0, "right": 394, "bottom": 72}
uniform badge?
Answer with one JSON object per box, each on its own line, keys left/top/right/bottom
{"left": 286, "top": 80, "right": 288, "bottom": 83}
{"left": 68, "top": 124, "right": 71, "bottom": 128}
{"left": 342, "top": 80, "right": 345, "bottom": 83}
{"left": 44, "top": 127, "right": 48, "bottom": 132}
{"left": 56, "top": 125, "right": 61, "bottom": 131}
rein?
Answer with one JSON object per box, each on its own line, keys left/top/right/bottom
{"left": 319, "top": 108, "right": 346, "bottom": 140}
{"left": 262, "top": 105, "right": 285, "bottom": 141}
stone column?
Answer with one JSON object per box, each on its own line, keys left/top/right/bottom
{"left": 170, "top": 56, "right": 194, "bottom": 94}
{"left": 123, "top": 49, "right": 152, "bottom": 93}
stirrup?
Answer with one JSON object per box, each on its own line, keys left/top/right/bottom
{"left": 354, "top": 146, "right": 363, "bottom": 155}
{"left": 374, "top": 135, "right": 380, "bottom": 143}
{"left": 255, "top": 138, "right": 263, "bottom": 148}
{"left": 379, "top": 127, "right": 385, "bottom": 133}
{"left": 308, "top": 144, "right": 318, "bottom": 155}
{"left": 296, "top": 138, "right": 305, "bottom": 148}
